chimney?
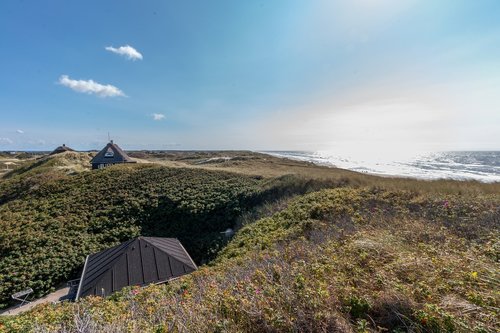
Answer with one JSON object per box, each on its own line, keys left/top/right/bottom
{"left": 110, "top": 140, "right": 113, "bottom": 144}
{"left": 62, "top": 144, "right": 66, "bottom": 147}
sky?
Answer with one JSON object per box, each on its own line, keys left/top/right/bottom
{"left": 0, "top": 0, "right": 499, "bottom": 153}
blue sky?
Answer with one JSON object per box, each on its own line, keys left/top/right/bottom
{"left": 1, "top": 0, "right": 499, "bottom": 152}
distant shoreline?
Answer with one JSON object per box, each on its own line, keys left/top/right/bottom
{"left": 260, "top": 150, "right": 500, "bottom": 183}
{"left": 2, "top": 149, "right": 499, "bottom": 183}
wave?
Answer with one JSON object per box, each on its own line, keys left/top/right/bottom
{"left": 260, "top": 151, "right": 500, "bottom": 183}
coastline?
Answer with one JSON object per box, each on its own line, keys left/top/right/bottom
{"left": 259, "top": 150, "right": 500, "bottom": 183}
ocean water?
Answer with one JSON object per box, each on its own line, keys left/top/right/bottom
{"left": 262, "top": 151, "right": 500, "bottom": 183}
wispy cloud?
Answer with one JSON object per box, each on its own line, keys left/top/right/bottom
{"left": 0, "top": 138, "right": 13, "bottom": 145}
{"left": 152, "top": 113, "right": 166, "bottom": 121}
{"left": 28, "top": 139, "right": 46, "bottom": 146}
{"left": 16, "top": 129, "right": 24, "bottom": 134}
{"left": 58, "top": 75, "right": 126, "bottom": 97}
{"left": 105, "top": 45, "right": 143, "bottom": 60}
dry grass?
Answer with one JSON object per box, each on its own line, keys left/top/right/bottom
{"left": 2, "top": 187, "right": 498, "bottom": 332}
{"left": 1, "top": 152, "right": 92, "bottom": 180}
{"left": 0, "top": 151, "right": 498, "bottom": 332}
{"left": 3, "top": 150, "right": 498, "bottom": 195}
{"left": 130, "top": 151, "right": 500, "bottom": 195}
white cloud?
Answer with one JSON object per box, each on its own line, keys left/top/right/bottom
{"left": 152, "top": 113, "right": 166, "bottom": 121}
{"left": 58, "top": 75, "right": 126, "bottom": 97}
{"left": 105, "top": 45, "right": 143, "bottom": 60}
{"left": 16, "top": 129, "right": 24, "bottom": 134}
{"left": 26, "top": 139, "right": 46, "bottom": 146}
{"left": 0, "top": 138, "right": 13, "bottom": 145}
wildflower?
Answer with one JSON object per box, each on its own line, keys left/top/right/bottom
{"left": 443, "top": 200, "right": 449, "bottom": 208}
{"left": 471, "top": 271, "right": 478, "bottom": 279}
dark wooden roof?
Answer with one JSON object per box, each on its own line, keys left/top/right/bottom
{"left": 75, "top": 237, "right": 197, "bottom": 300}
{"left": 90, "top": 141, "right": 134, "bottom": 165}
{"left": 49, "top": 144, "right": 74, "bottom": 155}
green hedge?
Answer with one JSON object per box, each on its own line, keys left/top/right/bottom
{"left": 0, "top": 164, "right": 264, "bottom": 308}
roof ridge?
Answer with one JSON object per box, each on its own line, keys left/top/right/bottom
{"left": 90, "top": 141, "right": 134, "bottom": 164}
{"left": 77, "top": 237, "right": 197, "bottom": 299}
{"left": 142, "top": 237, "right": 197, "bottom": 270}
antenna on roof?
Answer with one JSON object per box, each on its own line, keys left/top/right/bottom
{"left": 108, "top": 132, "right": 111, "bottom": 142}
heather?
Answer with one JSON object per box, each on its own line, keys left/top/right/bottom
{"left": 0, "top": 152, "right": 498, "bottom": 332}
{"left": 0, "top": 152, "right": 344, "bottom": 310}
{"left": 2, "top": 187, "right": 498, "bottom": 332}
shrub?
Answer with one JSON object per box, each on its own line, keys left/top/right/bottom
{"left": 2, "top": 187, "right": 497, "bottom": 332}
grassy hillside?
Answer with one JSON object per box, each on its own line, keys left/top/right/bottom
{"left": 0, "top": 153, "right": 342, "bottom": 310}
{"left": 0, "top": 152, "right": 38, "bottom": 178}
{"left": 0, "top": 152, "right": 498, "bottom": 332}
{"left": 129, "top": 150, "right": 500, "bottom": 196}
{"left": 2, "top": 187, "right": 498, "bottom": 332}
{"left": 1, "top": 151, "right": 91, "bottom": 179}
{"left": 0, "top": 164, "right": 250, "bottom": 307}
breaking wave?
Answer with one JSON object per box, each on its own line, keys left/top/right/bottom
{"left": 261, "top": 151, "right": 500, "bottom": 183}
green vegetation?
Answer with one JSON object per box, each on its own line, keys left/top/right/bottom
{"left": 0, "top": 152, "right": 498, "bottom": 332}
{"left": 0, "top": 154, "right": 339, "bottom": 310}
{"left": 0, "top": 162, "right": 257, "bottom": 308}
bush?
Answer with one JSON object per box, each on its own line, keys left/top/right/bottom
{"left": 0, "top": 164, "right": 263, "bottom": 308}
{"left": 2, "top": 187, "right": 497, "bottom": 332}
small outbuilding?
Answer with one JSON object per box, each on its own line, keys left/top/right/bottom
{"left": 90, "top": 140, "right": 135, "bottom": 169}
{"left": 75, "top": 237, "right": 197, "bottom": 300}
{"left": 50, "top": 144, "right": 74, "bottom": 155}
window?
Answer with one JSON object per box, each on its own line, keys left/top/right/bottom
{"left": 104, "top": 148, "right": 114, "bottom": 158}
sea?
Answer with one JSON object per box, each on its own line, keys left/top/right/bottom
{"left": 261, "top": 151, "right": 500, "bottom": 183}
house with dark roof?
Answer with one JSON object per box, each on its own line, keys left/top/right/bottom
{"left": 75, "top": 237, "right": 197, "bottom": 300}
{"left": 90, "top": 140, "right": 136, "bottom": 169}
{"left": 50, "top": 144, "right": 75, "bottom": 155}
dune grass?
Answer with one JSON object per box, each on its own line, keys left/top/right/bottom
{"left": 0, "top": 153, "right": 348, "bottom": 311}
{"left": 131, "top": 150, "right": 500, "bottom": 196}
{"left": 0, "top": 151, "right": 498, "bottom": 332}
{"left": 2, "top": 187, "right": 498, "bottom": 332}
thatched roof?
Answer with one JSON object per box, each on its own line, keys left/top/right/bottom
{"left": 50, "top": 144, "right": 74, "bottom": 155}
{"left": 90, "top": 140, "right": 134, "bottom": 165}
{"left": 75, "top": 237, "right": 197, "bottom": 300}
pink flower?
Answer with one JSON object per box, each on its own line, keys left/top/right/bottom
{"left": 443, "top": 200, "right": 449, "bottom": 208}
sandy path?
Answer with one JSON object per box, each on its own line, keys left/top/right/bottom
{"left": 0, "top": 287, "right": 70, "bottom": 316}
